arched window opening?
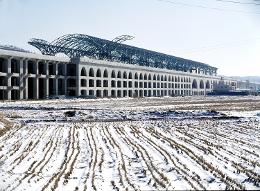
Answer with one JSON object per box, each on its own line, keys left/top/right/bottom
{"left": 103, "top": 69, "right": 108, "bottom": 78}
{"left": 139, "top": 73, "right": 143, "bottom": 80}
{"left": 161, "top": 75, "right": 163, "bottom": 81}
{"left": 206, "top": 80, "right": 210, "bottom": 89}
{"left": 144, "top": 74, "right": 147, "bottom": 80}
{"left": 123, "top": 71, "right": 127, "bottom": 79}
{"left": 111, "top": 70, "right": 116, "bottom": 78}
{"left": 192, "top": 79, "right": 198, "bottom": 89}
{"left": 117, "top": 71, "right": 121, "bottom": 78}
{"left": 200, "top": 80, "right": 204, "bottom": 89}
{"left": 134, "top": 72, "right": 138, "bottom": 79}
{"left": 128, "top": 72, "right": 132, "bottom": 79}
{"left": 89, "top": 68, "right": 94, "bottom": 77}
{"left": 96, "top": 69, "right": 101, "bottom": 77}
{"left": 81, "top": 67, "right": 87, "bottom": 76}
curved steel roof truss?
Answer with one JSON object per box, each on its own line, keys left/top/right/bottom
{"left": 28, "top": 34, "right": 217, "bottom": 74}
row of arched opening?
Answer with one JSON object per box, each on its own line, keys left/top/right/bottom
{"left": 192, "top": 79, "right": 211, "bottom": 89}
{"left": 81, "top": 67, "right": 193, "bottom": 82}
{"left": 80, "top": 79, "right": 193, "bottom": 89}
{"left": 81, "top": 67, "right": 211, "bottom": 90}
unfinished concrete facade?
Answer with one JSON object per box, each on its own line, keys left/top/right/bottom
{"left": 0, "top": 50, "right": 72, "bottom": 100}
{"left": 2, "top": 49, "right": 252, "bottom": 101}
{"left": 77, "top": 57, "right": 216, "bottom": 98}
{"left": 0, "top": 49, "right": 220, "bottom": 101}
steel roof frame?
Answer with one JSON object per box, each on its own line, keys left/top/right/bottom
{"left": 28, "top": 34, "right": 217, "bottom": 74}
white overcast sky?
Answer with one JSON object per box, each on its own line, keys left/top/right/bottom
{"left": 0, "top": 0, "right": 260, "bottom": 76}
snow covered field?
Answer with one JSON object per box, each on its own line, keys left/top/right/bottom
{"left": 0, "top": 96, "right": 260, "bottom": 190}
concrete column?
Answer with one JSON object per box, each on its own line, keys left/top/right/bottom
{"left": 34, "top": 61, "right": 39, "bottom": 99}
{"left": 131, "top": 75, "right": 134, "bottom": 97}
{"left": 64, "top": 64, "right": 67, "bottom": 96}
{"left": 7, "top": 57, "right": 11, "bottom": 100}
{"left": 100, "top": 89, "right": 103, "bottom": 98}
{"left": 19, "top": 59, "right": 24, "bottom": 99}
{"left": 33, "top": 78, "right": 39, "bottom": 99}
{"left": 45, "top": 61, "right": 49, "bottom": 98}
{"left": 85, "top": 67, "right": 89, "bottom": 89}
{"left": 76, "top": 64, "right": 80, "bottom": 96}
{"left": 204, "top": 80, "right": 206, "bottom": 96}
{"left": 151, "top": 79, "right": 154, "bottom": 96}
{"left": 54, "top": 63, "right": 58, "bottom": 96}
{"left": 24, "top": 60, "right": 28, "bottom": 100}
{"left": 108, "top": 69, "right": 112, "bottom": 97}
{"left": 45, "top": 61, "right": 49, "bottom": 76}
{"left": 197, "top": 79, "right": 200, "bottom": 95}
{"left": 35, "top": 60, "right": 39, "bottom": 74}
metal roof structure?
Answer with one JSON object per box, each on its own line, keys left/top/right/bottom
{"left": 0, "top": 45, "right": 30, "bottom": 53}
{"left": 28, "top": 34, "right": 217, "bottom": 75}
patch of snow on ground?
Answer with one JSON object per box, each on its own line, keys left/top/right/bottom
{"left": 0, "top": 96, "right": 260, "bottom": 190}
{"left": 0, "top": 122, "right": 4, "bottom": 129}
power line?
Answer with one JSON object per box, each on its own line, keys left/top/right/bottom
{"left": 155, "top": 0, "right": 260, "bottom": 14}
{"left": 174, "top": 37, "right": 260, "bottom": 54}
{"left": 215, "top": 0, "right": 260, "bottom": 6}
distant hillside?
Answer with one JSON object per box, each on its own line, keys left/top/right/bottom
{"left": 231, "top": 76, "right": 260, "bottom": 83}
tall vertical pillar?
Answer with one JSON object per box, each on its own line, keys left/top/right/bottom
{"left": 100, "top": 88, "right": 103, "bottom": 98}
{"left": 7, "top": 57, "right": 12, "bottom": 100}
{"left": 23, "top": 60, "right": 28, "bottom": 100}
{"left": 204, "top": 81, "right": 206, "bottom": 96}
{"left": 165, "top": 79, "right": 168, "bottom": 96}
{"left": 131, "top": 74, "right": 134, "bottom": 97}
{"left": 64, "top": 64, "right": 67, "bottom": 96}
{"left": 34, "top": 60, "right": 39, "bottom": 99}
{"left": 76, "top": 64, "right": 80, "bottom": 96}
{"left": 45, "top": 61, "right": 49, "bottom": 98}
{"left": 197, "top": 79, "right": 200, "bottom": 96}
{"left": 54, "top": 63, "right": 58, "bottom": 96}
{"left": 19, "top": 59, "right": 24, "bottom": 99}
{"left": 108, "top": 69, "right": 111, "bottom": 97}
{"left": 152, "top": 77, "right": 155, "bottom": 97}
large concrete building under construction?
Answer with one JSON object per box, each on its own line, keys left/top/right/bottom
{"left": 0, "top": 34, "right": 257, "bottom": 100}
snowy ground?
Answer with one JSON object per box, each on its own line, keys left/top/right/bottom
{"left": 0, "top": 122, "right": 4, "bottom": 130}
{"left": 0, "top": 96, "right": 260, "bottom": 191}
